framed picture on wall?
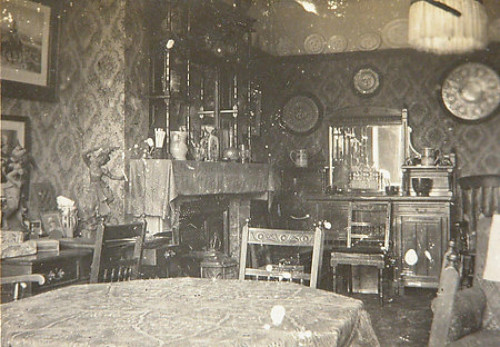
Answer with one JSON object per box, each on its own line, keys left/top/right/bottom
{"left": 0, "top": 0, "right": 61, "bottom": 101}
{"left": 1, "top": 115, "right": 31, "bottom": 182}
{"left": 1, "top": 115, "right": 31, "bottom": 229}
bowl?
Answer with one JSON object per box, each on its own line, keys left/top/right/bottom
{"left": 412, "top": 178, "right": 433, "bottom": 196}
{"left": 385, "top": 186, "right": 399, "bottom": 196}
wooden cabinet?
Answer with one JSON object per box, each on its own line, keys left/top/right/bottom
{"left": 393, "top": 201, "right": 451, "bottom": 291}
{"left": 149, "top": 0, "right": 255, "bottom": 158}
{"left": 301, "top": 196, "right": 452, "bottom": 293}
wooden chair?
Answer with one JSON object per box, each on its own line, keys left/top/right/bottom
{"left": 1, "top": 274, "right": 45, "bottom": 303}
{"left": 239, "top": 221, "right": 324, "bottom": 288}
{"left": 429, "top": 215, "right": 500, "bottom": 346}
{"left": 458, "top": 174, "right": 500, "bottom": 238}
{"left": 90, "top": 218, "right": 147, "bottom": 283}
{"left": 330, "top": 201, "right": 392, "bottom": 305}
{"left": 456, "top": 174, "right": 500, "bottom": 284}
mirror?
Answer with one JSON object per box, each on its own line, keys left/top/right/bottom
{"left": 327, "top": 107, "right": 409, "bottom": 192}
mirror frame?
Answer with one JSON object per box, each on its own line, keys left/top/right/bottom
{"left": 327, "top": 106, "right": 410, "bottom": 187}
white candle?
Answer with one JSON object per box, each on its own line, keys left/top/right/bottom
{"left": 329, "top": 126, "right": 333, "bottom": 188}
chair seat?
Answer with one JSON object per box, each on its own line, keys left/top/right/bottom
{"left": 330, "top": 246, "right": 384, "bottom": 254}
{"left": 250, "top": 264, "right": 308, "bottom": 281}
{"left": 331, "top": 251, "right": 385, "bottom": 268}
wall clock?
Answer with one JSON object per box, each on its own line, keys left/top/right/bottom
{"left": 280, "top": 94, "right": 322, "bottom": 135}
{"left": 353, "top": 67, "right": 381, "bottom": 96}
{"left": 441, "top": 62, "right": 500, "bottom": 121}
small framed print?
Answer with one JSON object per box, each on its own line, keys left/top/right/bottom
{"left": 40, "top": 211, "right": 63, "bottom": 238}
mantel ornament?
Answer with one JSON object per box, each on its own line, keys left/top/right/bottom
{"left": 82, "top": 146, "right": 125, "bottom": 222}
{"left": 441, "top": 62, "right": 500, "bottom": 121}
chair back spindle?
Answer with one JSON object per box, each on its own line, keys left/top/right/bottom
{"left": 459, "top": 175, "right": 500, "bottom": 234}
{"left": 90, "top": 219, "right": 147, "bottom": 283}
{"left": 239, "top": 222, "right": 324, "bottom": 288}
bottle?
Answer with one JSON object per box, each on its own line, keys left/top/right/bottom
{"left": 208, "top": 129, "right": 219, "bottom": 161}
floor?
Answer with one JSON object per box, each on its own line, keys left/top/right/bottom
{"left": 351, "top": 288, "right": 436, "bottom": 347}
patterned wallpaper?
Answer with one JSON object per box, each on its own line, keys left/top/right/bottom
{"left": 253, "top": 45, "right": 500, "bottom": 177}
{"left": 2, "top": 0, "right": 150, "bottom": 223}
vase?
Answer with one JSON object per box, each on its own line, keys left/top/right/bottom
{"left": 170, "top": 131, "right": 188, "bottom": 160}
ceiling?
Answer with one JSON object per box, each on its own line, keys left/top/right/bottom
{"left": 245, "top": 0, "right": 500, "bottom": 55}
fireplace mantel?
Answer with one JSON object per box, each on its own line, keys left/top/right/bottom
{"left": 127, "top": 159, "right": 279, "bottom": 258}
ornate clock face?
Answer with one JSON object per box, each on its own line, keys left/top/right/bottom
{"left": 441, "top": 63, "right": 500, "bottom": 121}
{"left": 281, "top": 95, "right": 321, "bottom": 134}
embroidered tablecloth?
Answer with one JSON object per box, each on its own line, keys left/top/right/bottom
{"left": 1, "top": 278, "right": 379, "bottom": 346}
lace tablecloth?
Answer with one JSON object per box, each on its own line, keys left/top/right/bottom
{"left": 1, "top": 278, "right": 379, "bottom": 346}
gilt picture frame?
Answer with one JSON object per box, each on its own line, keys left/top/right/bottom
{"left": 0, "top": 0, "right": 61, "bottom": 101}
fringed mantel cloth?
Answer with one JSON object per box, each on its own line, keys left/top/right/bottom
{"left": 1, "top": 278, "right": 380, "bottom": 346}
{"left": 127, "top": 159, "right": 280, "bottom": 256}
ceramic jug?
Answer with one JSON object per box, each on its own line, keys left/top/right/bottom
{"left": 170, "top": 131, "right": 188, "bottom": 160}
{"left": 421, "top": 148, "right": 439, "bottom": 166}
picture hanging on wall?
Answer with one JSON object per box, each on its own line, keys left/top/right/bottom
{"left": 1, "top": 115, "right": 31, "bottom": 229}
{"left": 0, "top": 0, "right": 61, "bottom": 101}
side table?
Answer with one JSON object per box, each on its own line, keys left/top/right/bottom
{"left": 1, "top": 249, "right": 92, "bottom": 302}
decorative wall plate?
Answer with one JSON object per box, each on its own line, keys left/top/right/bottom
{"left": 353, "top": 67, "right": 381, "bottom": 96}
{"left": 304, "top": 33, "right": 325, "bottom": 54}
{"left": 441, "top": 63, "right": 500, "bottom": 121}
{"left": 357, "top": 32, "right": 382, "bottom": 51}
{"left": 382, "top": 18, "right": 409, "bottom": 48}
{"left": 281, "top": 94, "right": 322, "bottom": 134}
{"left": 327, "top": 34, "right": 348, "bottom": 53}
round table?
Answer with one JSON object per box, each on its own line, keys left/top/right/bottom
{"left": 1, "top": 277, "right": 379, "bottom": 346}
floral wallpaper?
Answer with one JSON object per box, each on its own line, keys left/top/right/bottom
{"left": 253, "top": 45, "right": 500, "bottom": 177}
{"left": 2, "top": 0, "right": 150, "bottom": 223}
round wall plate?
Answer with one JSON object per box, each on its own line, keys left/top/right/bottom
{"left": 353, "top": 66, "right": 381, "bottom": 96}
{"left": 357, "top": 32, "right": 381, "bottom": 51}
{"left": 280, "top": 94, "right": 322, "bottom": 135}
{"left": 441, "top": 62, "right": 500, "bottom": 121}
{"left": 327, "top": 34, "right": 348, "bottom": 53}
{"left": 304, "top": 33, "right": 325, "bottom": 54}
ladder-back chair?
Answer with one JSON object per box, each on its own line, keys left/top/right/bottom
{"left": 90, "top": 219, "right": 147, "bottom": 283}
{"left": 330, "top": 201, "right": 392, "bottom": 305}
{"left": 239, "top": 221, "right": 324, "bottom": 288}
